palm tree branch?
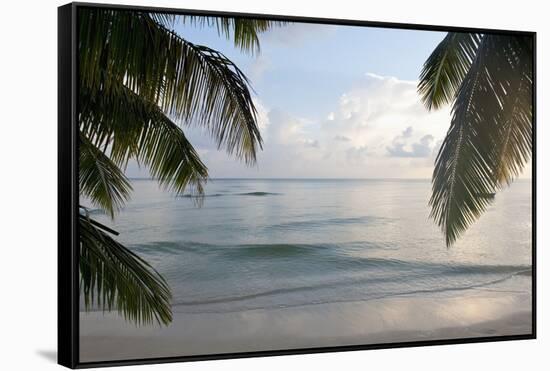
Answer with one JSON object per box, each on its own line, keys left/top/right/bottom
{"left": 79, "top": 214, "right": 172, "bottom": 326}
{"left": 79, "top": 133, "right": 132, "bottom": 218}
{"left": 80, "top": 83, "right": 209, "bottom": 196}
{"left": 492, "top": 36, "right": 533, "bottom": 186}
{"left": 430, "top": 35, "right": 500, "bottom": 246}
{"left": 418, "top": 33, "right": 481, "bottom": 110}
{"left": 430, "top": 34, "right": 533, "bottom": 246}
{"left": 179, "top": 15, "right": 287, "bottom": 54}
{"left": 79, "top": 9, "right": 263, "bottom": 165}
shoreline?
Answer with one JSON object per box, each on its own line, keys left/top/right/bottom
{"left": 80, "top": 289, "right": 532, "bottom": 362}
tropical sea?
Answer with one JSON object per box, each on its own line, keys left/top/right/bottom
{"left": 80, "top": 178, "right": 533, "bottom": 361}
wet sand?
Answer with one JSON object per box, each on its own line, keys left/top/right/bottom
{"left": 80, "top": 289, "right": 532, "bottom": 362}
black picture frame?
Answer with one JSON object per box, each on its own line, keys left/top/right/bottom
{"left": 58, "top": 2, "right": 537, "bottom": 368}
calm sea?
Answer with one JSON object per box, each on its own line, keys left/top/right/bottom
{"left": 83, "top": 179, "right": 532, "bottom": 314}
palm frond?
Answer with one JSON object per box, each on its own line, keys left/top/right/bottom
{"left": 79, "top": 9, "right": 263, "bottom": 164}
{"left": 492, "top": 36, "right": 533, "bottom": 186}
{"left": 418, "top": 33, "right": 481, "bottom": 110}
{"left": 147, "top": 12, "right": 177, "bottom": 28}
{"left": 79, "top": 214, "right": 172, "bottom": 326}
{"left": 80, "top": 83, "right": 209, "bottom": 196}
{"left": 180, "top": 15, "right": 286, "bottom": 54}
{"left": 79, "top": 134, "right": 132, "bottom": 218}
{"left": 430, "top": 35, "right": 500, "bottom": 246}
{"left": 430, "top": 34, "right": 533, "bottom": 246}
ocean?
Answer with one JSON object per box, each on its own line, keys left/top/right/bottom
{"left": 83, "top": 178, "right": 532, "bottom": 315}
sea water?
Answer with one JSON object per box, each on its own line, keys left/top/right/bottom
{"left": 83, "top": 179, "right": 532, "bottom": 314}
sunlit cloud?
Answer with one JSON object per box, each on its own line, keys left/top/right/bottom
{"left": 125, "top": 73, "right": 454, "bottom": 179}
{"left": 386, "top": 127, "right": 435, "bottom": 158}
{"left": 334, "top": 135, "right": 351, "bottom": 142}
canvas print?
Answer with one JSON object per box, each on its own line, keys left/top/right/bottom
{"left": 77, "top": 7, "right": 533, "bottom": 363}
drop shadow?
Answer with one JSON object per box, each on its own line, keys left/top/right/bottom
{"left": 36, "top": 350, "right": 57, "bottom": 363}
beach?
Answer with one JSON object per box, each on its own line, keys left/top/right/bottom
{"left": 80, "top": 286, "right": 531, "bottom": 362}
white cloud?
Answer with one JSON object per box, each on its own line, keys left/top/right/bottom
{"left": 334, "top": 135, "right": 351, "bottom": 142}
{"left": 266, "top": 109, "right": 308, "bottom": 145}
{"left": 386, "top": 127, "right": 435, "bottom": 158}
{"left": 254, "top": 98, "right": 270, "bottom": 133}
{"left": 314, "top": 73, "right": 452, "bottom": 177}
{"left": 302, "top": 139, "right": 320, "bottom": 148}
{"left": 155, "top": 73, "right": 454, "bottom": 179}
{"left": 346, "top": 145, "right": 371, "bottom": 165}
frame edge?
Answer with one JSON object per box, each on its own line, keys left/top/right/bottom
{"left": 58, "top": 2, "right": 79, "bottom": 369}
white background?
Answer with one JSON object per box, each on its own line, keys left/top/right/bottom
{"left": 0, "top": 0, "right": 547, "bottom": 369}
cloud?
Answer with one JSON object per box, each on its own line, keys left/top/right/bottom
{"left": 346, "top": 145, "right": 371, "bottom": 164}
{"left": 401, "top": 126, "right": 414, "bottom": 138}
{"left": 137, "top": 73, "right": 453, "bottom": 179}
{"left": 334, "top": 135, "right": 351, "bottom": 142}
{"left": 386, "top": 127, "right": 435, "bottom": 158}
{"left": 267, "top": 109, "right": 309, "bottom": 145}
{"left": 254, "top": 98, "right": 270, "bottom": 133}
{"left": 313, "top": 73, "right": 452, "bottom": 177}
{"left": 303, "top": 139, "right": 320, "bottom": 148}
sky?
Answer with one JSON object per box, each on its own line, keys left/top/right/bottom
{"left": 124, "top": 17, "right": 530, "bottom": 179}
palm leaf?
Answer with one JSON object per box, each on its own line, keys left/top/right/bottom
{"left": 430, "top": 34, "right": 533, "bottom": 246}
{"left": 80, "top": 83, "right": 209, "bottom": 196}
{"left": 418, "top": 33, "right": 481, "bottom": 110}
{"left": 430, "top": 35, "right": 500, "bottom": 246}
{"left": 492, "top": 36, "right": 533, "bottom": 186}
{"left": 146, "top": 12, "right": 177, "bottom": 28}
{"left": 180, "top": 16, "right": 286, "bottom": 54}
{"left": 79, "top": 9, "right": 263, "bottom": 164}
{"left": 79, "top": 134, "right": 132, "bottom": 218}
{"left": 79, "top": 213, "right": 172, "bottom": 326}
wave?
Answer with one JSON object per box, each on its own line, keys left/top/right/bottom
{"left": 172, "top": 269, "right": 531, "bottom": 312}
{"left": 131, "top": 240, "right": 531, "bottom": 275}
{"left": 236, "top": 192, "right": 282, "bottom": 196}
{"left": 131, "top": 240, "right": 390, "bottom": 256}
{"left": 178, "top": 193, "right": 224, "bottom": 198}
{"left": 129, "top": 240, "right": 531, "bottom": 313}
{"left": 177, "top": 191, "right": 282, "bottom": 199}
{"left": 172, "top": 277, "right": 384, "bottom": 306}
{"left": 265, "top": 216, "right": 389, "bottom": 231}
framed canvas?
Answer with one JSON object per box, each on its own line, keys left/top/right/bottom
{"left": 58, "top": 2, "right": 536, "bottom": 368}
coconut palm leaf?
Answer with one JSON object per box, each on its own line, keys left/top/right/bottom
{"left": 430, "top": 35, "right": 533, "bottom": 246}
{"left": 79, "top": 134, "right": 132, "bottom": 218}
{"left": 492, "top": 36, "right": 533, "bottom": 186}
{"left": 80, "top": 83, "right": 209, "bottom": 196}
{"left": 146, "top": 12, "right": 177, "bottom": 28}
{"left": 148, "top": 12, "right": 285, "bottom": 54}
{"left": 418, "top": 33, "right": 481, "bottom": 110}
{"left": 79, "top": 213, "right": 172, "bottom": 326}
{"left": 79, "top": 9, "right": 262, "bottom": 164}
{"left": 180, "top": 16, "right": 286, "bottom": 54}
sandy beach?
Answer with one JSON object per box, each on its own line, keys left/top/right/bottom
{"left": 80, "top": 287, "right": 532, "bottom": 362}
